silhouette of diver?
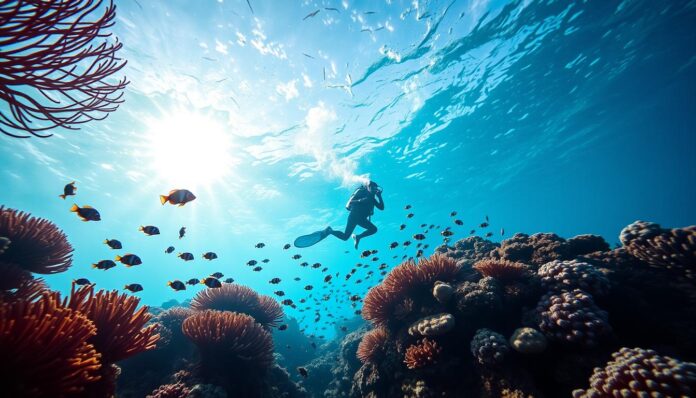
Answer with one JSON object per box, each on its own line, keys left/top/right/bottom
{"left": 324, "top": 180, "right": 384, "bottom": 249}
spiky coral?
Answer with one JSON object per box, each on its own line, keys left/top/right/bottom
{"left": 404, "top": 338, "right": 442, "bottom": 370}
{"left": 190, "top": 283, "right": 283, "bottom": 328}
{"left": 473, "top": 258, "right": 530, "bottom": 282}
{"left": 572, "top": 347, "right": 696, "bottom": 398}
{"left": 0, "top": 294, "right": 102, "bottom": 396}
{"left": 182, "top": 310, "right": 274, "bottom": 369}
{"left": 357, "top": 327, "right": 389, "bottom": 363}
{"left": 0, "top": 206, "right": 73, "bottom": 274}
{"left": 0, "top": 265, "right": 46, "bottom": 302}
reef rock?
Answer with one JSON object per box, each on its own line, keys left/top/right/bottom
{"left": 432, "top": 281, "right": 454, "bottom": 303}
{"left": 407, "top": 313, "right": 455, "bottom": 336}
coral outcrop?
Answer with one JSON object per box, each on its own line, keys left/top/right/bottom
{"left": 470, "top": 328, "right": 510, "bottom": 367}
{"left": 537, "top": 259, "right": 610, "bottom": 296}
{"left": 508, "top": 327, "right": 547, "bottom": 354}
{"left": 620, "top": 220, "right": 696, "bottom": 278}
{"left": 407, "top": 313, "right": 455, "bottom": 336}
{"left": 536, "top": 289, "right": 611, "bottom": 347}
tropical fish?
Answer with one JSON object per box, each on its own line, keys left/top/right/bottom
{"left": 485, "top": 215, "right": 489, "bottom": 222}
{"left": 407, "top": 213, "right": 414, "bottom": 218}
{"left": 416, "top": 249, "right": 423, "bottom": 258}
{"left": 324, "top": 275, "right": 332, "bottom": 283}
{"left": 360, "top": 250, "right": 371, "bottom": 258}
{"left": 115, "top": 254, "right": 142, "bottom": 267}
{"left": 202, "top": 252, "right": 218, "bottom": 260}
{"left": 92, "top": 260, "right": 117, "bottom": 270}
{"left": 124, "top": 283, "right": 143, "bottom": 293}
{"left": 247, "top": 259, "right": 258, "bottom": 266}
{"left": 269, "top": 278, "right": 281, "bottom": 284}
{"left": 405, "top": 205, "right": 412, "bottom": 210}
{"left": 283, "top": 244, "right": 291, "bottom": 250}
{"left": 292, "top": 254, "right": 302, "bottom": 260}
{"left": 501, "top": 228, "right": 505, "bottom": 236}
{"left": 70, "top": 204, "right": 101, "bottom": 221}
{"left": 186, "top": 278, "right": 199, "bottom": 285}
{"left": 201, "top": 277, "right": 222, "bottom": 288}
{"left": 253, "top": 266, "right": 263, "bottom": 271}
{"left": 485, "top": 232, "right": 493, "bottom": 238}
{"left": 470, "top": 229, "right": 476, "bottom": 235}
{"left": 59, "top": 181, "right": 77, "bottom": 199}
{"left": 400, "top": 224, "right": 406, "bottom": 230}
{"left": 178, "top": 252, "right": 194, "bottom": 261}
{"left": 450, "top": 211, "right": 457, "bottom": 217}
{"left": 255, "top": 242, "right": 265, "bottom": 248}
{"left": 139, "top": 225, "right": 160, "bottom": 235}
{"left": 224, "top": 278, "right": 234, "bottom": 283}
{"left": 390, "top": 242, "right": 399, "bottom": 249}
{"left": 262, "top": 259, "right": 270, "bottom": 263}
{"left": 311, "top": 263, "right": 321, "bottom": 268}
{"left": 160, "top": 189, "right": 196, "bottom": 206}
{"left": 441, "top": 229, "right": 453, "bottom": 237}
{"left": 73, "top": 278, "right": 91, "bottom": 285}
{"left": 282, "top": 299, "right": 294, "bottom": 305}
{"left": 168, "top": 280, "right": 186, "bottom": 291}
{"left": 294, "top": 277, "right": 301, "bottom": 281}
{"left": 413, "top": 233, "right": 425, "bottom": 241}
{"left": 165, "top": 246, "right": 175, "bottom": 254}
{"left": 274, "top": 290, "right": 285, "bottom": 296}
{"left": 278, "top": 324, "right": 288, "bottom": 331}
{"left": 403, "top": 240, "right": 411, "bottom": 246}
{"left": 210, "top": 272, "right": 224, "bottom": 279}
{"left": 480, "top": 222, "right": 489, "bottom": 228}
{"left": 104, "top": 239, "right": 122, "bottom": 249}
{"left": 454, "top": 219, "right": 463, "bottom": 226}
{"left": 304, "top": 285, "right": 313, "bottom": 290}
{"left": 179, "top": 227, "right": 186, "bottom": 239}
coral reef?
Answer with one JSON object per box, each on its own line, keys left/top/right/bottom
{"left": 454, "top": 276, "right": 502, "bottom": 321}
{"left": 537, "top": 259, "right": 610, "bottom": 296}
{"left": 508, "top": 327, "right": 547, "bottom": 354}
{"left": 432, "top": 281, "right": 453, "bottom": 303}
{"left": 473, "top": 258, "right": 531, "bottom": 282}
{"left": 0, "top": 206, "right": 73, "bottom": 274}
{"left": 190, "top": 283, "right": 284, "bottom": 328}
{"left": 490, "top": 233, "right": 609, "bottom": 267}
{"left": 407, "top": 313, "right": 455, "bottom": 336}
{"left": 0, "top": 236, "right": 9, "bottom": 254}
{"left": 470, "top": 328, "right": 510, "bottom": 367}
{"left": 572, "top": 347, "right": 696, "bottom": 397}
{"left": 536, "top": 289, "right": 611, "bottom": 347}
{"left": 147, "top": 382, "right": 191, "bottom": 398}
{"left": 404, "top": 338, "right": 442, "bottom": 369}
{"left": 357, "top": 327, "right": 389, "bottom": 363}
{"left": 435, "top": 236, "right": 499, "bottom": 266}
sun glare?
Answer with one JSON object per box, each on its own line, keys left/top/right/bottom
{"left": 145, "top": 111, "right": 234, "bottom": 188}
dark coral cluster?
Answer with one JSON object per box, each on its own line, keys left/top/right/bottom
{"left": 620, "top": 220, "right": 696, "bottom": 278}
{"left": 470, "top": 328, "right": 510, "bottom": 367}
{"left": 537, "top": 259, "right": 610, "bottom": 296}
{"left": 535, "top": 289, "right": 611, "bottom": 347}
{"left": 490, "top": 232, "right": 609, "bottom": 267}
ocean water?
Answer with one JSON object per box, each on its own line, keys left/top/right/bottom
{"left": 1, "top": 0, "right": 695, "bottom": 348}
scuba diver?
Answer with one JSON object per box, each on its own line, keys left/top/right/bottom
{"left": 325, "top": 180, "right": 384, "bottom": 249}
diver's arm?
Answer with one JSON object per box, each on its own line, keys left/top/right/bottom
{"left": 375, "top": 192, "right": 384, "bottom": 210}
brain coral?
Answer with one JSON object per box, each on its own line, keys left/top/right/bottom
{"left": 536, "top": 289, "right": 611, "bottom": 347}
{"left": 537, "top": 260, "right": 610, "bottom": 296}
{"left": 407, "top": 313, "right": 455, "bottom": 337}
{"left": 470, "top": 328, "right": 510, "bottom": 367}
{"left": 572, "top": 347, "right": 696, "bottom": 398}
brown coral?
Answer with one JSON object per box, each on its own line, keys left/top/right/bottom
{"left": 357, "top": 327, "right": 389, "bottom": 363}
{"left": 619, "top": 220, "right": 696, "bottom": 277}
{"left": 182, "top": 310, "right": 274, "bottom": 369}
{"left": 0, "top": 294, "right": 102, "bottom": 396}
{"left": 490, "top": 232, "right": 608, "bottom": 267}
{"left": 147, "top": 382, "right": 191, "bottom": 398}
{"left": 404, "top": 338, "right": 442, "bottom": 369}
{"left": 190, "top": 283, "right": 283, "bottom": 328}
{"left": 473, "top": 259, "right": 530, "bottom": 282}
{"left": 0, "top": 206, "right": 73, "bottom": 274}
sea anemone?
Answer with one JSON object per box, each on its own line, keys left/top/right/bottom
{"left": 416, "top": 254, "right": 461, "bottom": 285}
{"left": 470, "top": 328, "right": 510, "bottom": 367}
{"left": 619, "top": 220, "right": 696, "bottom": 277}
{"left": 182, "top": 310, "right": 274, "bottom": 369}
{"left": 0, "top": 294, "right": 102, "bottom": 396}
{"left": 0, "top": 265, "right": 47, "bottom": 302}
{"left": 0, "top": 206, "right": 73, "bottom": 274}
{"left": 473, "top": 258, "right": 530, "bottom": 282}
{"left": 363, "top": 284, "right": 399, "bottom": 326}
{"left": 154, "top": 307, "right": 194, "bottom": 332}
{"left": 189, "top": 283, "right": 283, "bottom": 328}
{"left": 537, "top": 260, "right": 610, "bottom": 296}
{"left": 382, "top": 260, "right": 422, "bottom": 295}
{"left": 536, "top": 289, "right": 611, "bottom": 347}
{"left": 572, "top": 347, "right": 696, "bottom": 398}
{"left": 404, "top": 338, "right": 442, "bottom": 370}
{"left": 357, "top": 327, "right": 389, "bottom": 364}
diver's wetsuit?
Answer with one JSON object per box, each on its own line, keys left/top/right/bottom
{"left": 329, "top": 186, "right": 384, "bottom": 242}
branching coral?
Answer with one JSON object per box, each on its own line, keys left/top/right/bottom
{"left": 619, "top": 221, "right": 696, "bottom": 277}
{"left": 572, "top": 347, "right": 696, "bottom": 398}
{"left": 357, "top": 327, "right": 389, "bottom": 364}
{"left": 470, "top": 328, "right": 510, "bottom": 367}
{"left": 0, "top": 206, "right": 73, "bottom": 274}
{"left": 537, "top": 260, "right": 610, "bottom": 296}
{"left": 190, "top": 283, "right": 284, "bottom": 328}
{"left": 0, "top": 294, "right": 102, "bottom": 396}
{"left": 473, "top": 258, "right": 530, "bottom": 282}
{"left": 182, "top": 310, "right": 274, "bottom": 369}
{"left": 536, "top": 289, "right": 611, "bottom": 347}
{"left": 404, "top": 338, "right": 442, "bottom": 370}
{"left": 0, "top": 0, "right": 128, "bottom": 138}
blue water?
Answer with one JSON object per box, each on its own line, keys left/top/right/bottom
{"left": 2, "top": 0, "right": 695, "bottom": 340}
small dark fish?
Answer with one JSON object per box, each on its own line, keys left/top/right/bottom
{"left": 486, "top": 215, "right": 489, "bottom": 222}
{"left": 311, "top": 263, "right": 321, "bottom": 269}
{"left": 416, "top": 249, "right": 424, "bottom": 258}
{"left": 269, "top": 278, "right": 281, "bottom": 284}
{"left": 59, "top": 181, "right": 77, "bottom": 199}
{"left": 350, "top": 295, "right": 360, "bottom": 301}
{"left": 420, "top": 223, "right": 427, "bottom": 228}
{"left": 485, "top": 232, "right": 493, "bottom": 237}
{"left": 279, "top": 324, "right": 288, "bottom": 331}
{"left": 247, "top": 259, "right": 258, "bottom": 266}
{"left": 70, "top": 204, "right": 101, "bottom": 221}
{"left": 165, "top": 246, "right": 175, "bottom": 254}
{"left": 360, "top": 250, "right": 371, "bottom": 258}
{"left": 124, "top": 283, "right": 143, "bottom": 293}
{"left": 283, "top": 244, "right": 291, "bottom": 250}
{"left": 115, "top": 254, "right": 141, "bottom": 267}
{"left": 413, "top": 233, "right": 425, "bottom": 241}
{"left": 501, "top": 228, "right": 505, "bottom": 236}
{"left": 139, "top": 225, "right": 160, "bottom": 236}
{"left": 168, "top": 280, "right": 186, "bottom": 291}
{"left": 406, "top": 213, "right": 414, "bottom": 218}
{"left": 292, "top": 254, "right": 302, "bottom": 260}
{"left": 403, "top": 241, "right": 411, "bottom": 246}
{"left": 340, "top": 326, "right": 348, "bottom": 332}
{"left": 179, "top": 227, "right": 186, "bottom": 239}
{"left": 253, "top": 266, "right": 262, "bottom": 271}
{"left": 186, "top": 278, "right": 199, "bottom": 285}
{"left": 303, "top": 9, "right": 320, "bottom": 20}
{"left": 450, "top": 211, "right": 457, "bottom": 216}
{"left": 300, "top": 262, "right": 308, "bottom": 267}
{"left": 73, "top": 278, "right": 91, "bottom": 285}
{"left": 211, "top": 272, "right": 223, "bottom": 279}
{"left": 399, "top": 224, "right": 406, "bottom": 230}
{"left": 224, "top": 278, "right": 235, "bottom": 283}
{"left": 201, "top": 277, "right": 222, "bottom": 288}
{"left": 470, "top": 229, "right": 476, "bottom": 235}
{"left": 274, "top": 290, "right": 285, "bottom": 296}
{"left": 262, "top": 258, "right": 270, "bottom": 263}
{"left": 304, "top": 285, "right": 313, "bottom": 290}
{"left": 441, "top": 230, "right": 453, "bottom": 237}
{"left": 294, "top": 277, "right": 301, "bottom": 281}
{"left": 178, "top": 252, "right": 194, "bottom": 261}
{"left": 298, "top": 367, "right": 308, "bottom": 378}
{"left": 390, "top": 242, "right": 399, "bottom": 249}
{"left": 104, "top": 239, "right": 122, "bottom": 249}
{"left": 160, "top": 189, "right": 196, "bottom": 206}
{"left": 454, "top": 219, "right": 463, "bottom": 226}
{"left": 324, "top": 275, "right": 332, "bottom": 282}
{"left": 325, "top": 7, "right": 339, "bottom": 12}
{"left": 364, "top": 11, "right": 376, "bottom": 15}
{"left": 282, "top": 299, "right": 294, "bottom": 305}
{"left": 480, "top": 222, "right": 489, "bottom": 228}
{"left": 202, "top": 252, "right": 218, "bottom": 260}
{"left": 355, "top": 310, "right": 361, "bottom": 315}
{"left": 255, "top": 242, "right": 265, "bottom": 248}
{"left": 405, "top": 204, "right": 412, "bottom": 210}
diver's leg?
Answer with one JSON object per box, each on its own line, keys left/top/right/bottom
{"left": 353, "top": 218, "right": 378, "bottom": 248}
{"left": 329, "top": 213, "right": 358, "bottom": 241}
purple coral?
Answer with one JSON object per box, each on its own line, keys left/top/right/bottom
{"left": 470, "top": 328, "right": 510, "bottom": 367}
{"left": 572, "top": 347, "right": 696, "bottom": 397}
{"left": 536, "top": 289, "right": 611, "bottom": 347}
{"left": 537, "top": 260, "right": 610, "bottom": 296}
{"left": 620, "top": 221, "right": 696, "bottom": 277}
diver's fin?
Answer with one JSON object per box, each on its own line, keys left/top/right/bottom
{"left": 70, "top": 204, "right": 79, "bottom": 212}
{"left": 160, "top": 195, "right": 168, "bottom": 205}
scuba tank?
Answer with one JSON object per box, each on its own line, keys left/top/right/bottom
{"left": 346, "top": 186, "right": 369, "bottom": 211}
